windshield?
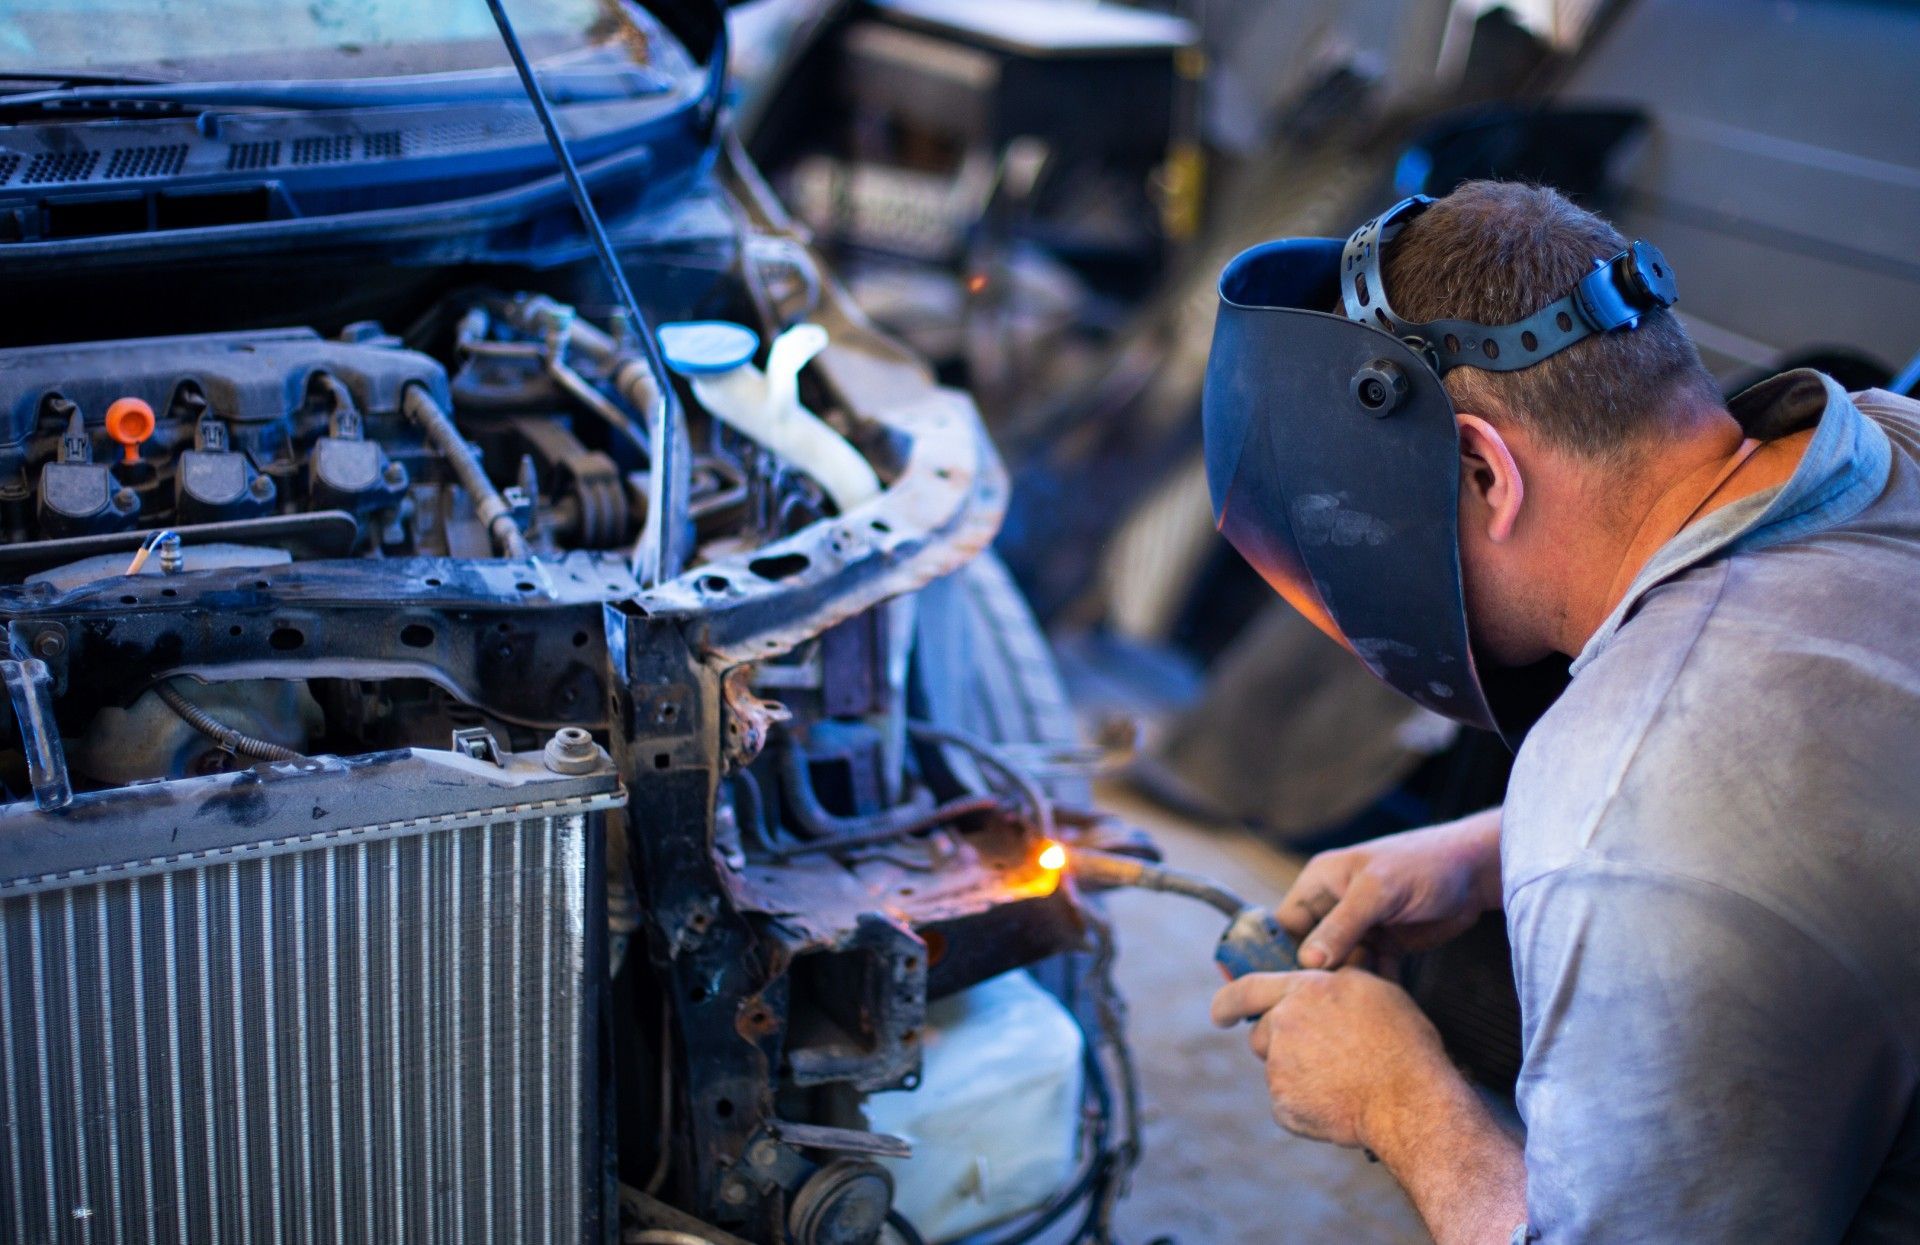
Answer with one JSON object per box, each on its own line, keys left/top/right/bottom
{"left": 0, "top": 0, "right": 638, "bottom": 83}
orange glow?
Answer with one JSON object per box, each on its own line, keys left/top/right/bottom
{"left": 966, "top": 273, "right": 989, "bottom": 295}
{"left": 1037, "top": 841, "right": 1067, "bottom": 872}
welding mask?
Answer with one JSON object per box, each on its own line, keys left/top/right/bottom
{"left": 1202, "top": 195, "right": 1677, "bottom": 741}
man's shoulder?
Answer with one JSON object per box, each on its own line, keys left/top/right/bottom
{"left": 1507, "top": 549, "right": 1920, "bottom": 966}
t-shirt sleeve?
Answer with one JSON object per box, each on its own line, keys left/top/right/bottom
{"left": 1507, "top": 860, "right": 1911, "bottom": 1243}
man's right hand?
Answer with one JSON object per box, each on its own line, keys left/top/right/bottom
{"left": 1278, "top": 807, "right": 1505, "bottom": 970}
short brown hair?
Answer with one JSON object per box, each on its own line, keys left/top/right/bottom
{"left": 1381, "top": 181, "right": 1721, "bottom": 458}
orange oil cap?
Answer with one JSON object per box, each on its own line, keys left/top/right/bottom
{"left": 104, "top": 397, "right": 156, "bottom": 464}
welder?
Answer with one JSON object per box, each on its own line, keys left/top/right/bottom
{"left": 1198, "top": 181, "right": 1920, "bottom": 1243}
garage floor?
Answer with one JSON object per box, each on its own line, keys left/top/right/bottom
{"left": 1096, "top": 784, "right": 1430, "bottom": 1245}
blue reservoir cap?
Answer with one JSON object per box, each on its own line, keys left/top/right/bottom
{"left": 658, "top": 321, "right": 760, "bottom": 376}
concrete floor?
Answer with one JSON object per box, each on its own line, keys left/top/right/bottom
{"left": 1096, "top": 785, "right": 1430, "bottom": 1245}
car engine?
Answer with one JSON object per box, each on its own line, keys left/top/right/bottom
{"left": 0, "top": 258, "right": 1140, "bottom": 1242}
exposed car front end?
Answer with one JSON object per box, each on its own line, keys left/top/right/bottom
{"left": 0, "top": 4, "right": 1139, "bottom": 1241}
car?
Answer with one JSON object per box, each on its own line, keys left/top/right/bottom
{"left": 0, "top": 3, "right": 1139, "bottom": 1242}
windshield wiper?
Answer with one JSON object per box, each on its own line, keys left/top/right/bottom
{"left": 0, "top": 64, "right": 669, "bottom": 118}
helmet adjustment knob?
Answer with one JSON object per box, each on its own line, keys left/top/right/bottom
{"left": 1351, "top": 359, "right": 1408, "bottom": 415}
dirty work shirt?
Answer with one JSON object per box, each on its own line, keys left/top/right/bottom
{"left": 1503, "top": 371, "right": 1920, "bottom": 1243}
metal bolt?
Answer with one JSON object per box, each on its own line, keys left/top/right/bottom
{"left": 749, "top": 1139, "right": 779, "bottom": 1168}
{"left": 249, "top": 475, "right": 275, "bottom": 498}
{"left": 720, "top": 1179, "right": 749, "bottom": 1206}
{"left": 112, "top": 487, "right": 138, "bottom": 512}
{"left": 31, "top": 628, "right": 65, "bottom": 659}
{"left": 543, "top": 726, "right": 599, "bottom": 774}
{"left": 383, "top": 461, "right": 408, "bottom": 487}
{"left": 159, "top": 534, "right": 184, "bottom": 574}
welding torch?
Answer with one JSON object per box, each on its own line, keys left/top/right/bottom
{"left": 1048, "top": 844, "right": 1300, "bottom": 979}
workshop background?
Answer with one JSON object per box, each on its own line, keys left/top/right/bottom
{"left": 731, "top": 0, "right": 1920, "bottom": 1239}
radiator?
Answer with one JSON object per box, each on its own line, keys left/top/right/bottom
{"left": 0, "top": 747, "right": 624, "bottom": 1245}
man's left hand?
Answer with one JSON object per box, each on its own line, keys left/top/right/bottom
{"left": 1210, "top": 967, "right": 1455, "bottom": 1150}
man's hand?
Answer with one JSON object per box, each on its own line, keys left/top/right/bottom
{"left": 1212, "top": 967, "right": 1530, "bottom": 1245}
{"left": 1279, "top": 807, "right": 1503, "bottom": 970}
{"left": 1210, "top": 968, "right": 1453, "bottom": 1149}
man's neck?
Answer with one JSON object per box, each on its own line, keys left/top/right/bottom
{"left": 1548, "top": 412, "right": 1749, "bottom": 654}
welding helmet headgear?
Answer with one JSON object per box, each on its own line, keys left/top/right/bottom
{"left": 1201, "top": 195, "right": 1677, "bottom": 740}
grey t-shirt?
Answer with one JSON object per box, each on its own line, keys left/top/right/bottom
{"left": 1504, "top": 371, "right": 1920, "bottom": 1242}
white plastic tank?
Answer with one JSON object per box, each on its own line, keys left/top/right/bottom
{"left": 863, "top": 969, "right": 1086, "bottom": 1242}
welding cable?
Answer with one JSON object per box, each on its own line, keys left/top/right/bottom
{"left": 906, "top": 721, "right": 1056, "bottom": 842}
{"left": 884, "top": 1209, "right": 930, "bottom": 1245}
{"left": 153, "top": 680, "right": 304, "bottom": 762}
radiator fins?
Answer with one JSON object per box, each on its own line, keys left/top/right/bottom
{"left": 0, "top": 785, "right": 609, "bottom": 1244}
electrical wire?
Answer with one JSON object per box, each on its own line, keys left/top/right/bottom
{"left": 152, "top": 680, "right": 304, "bottom": 762}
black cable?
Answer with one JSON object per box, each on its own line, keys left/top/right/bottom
{"left": 885, "top": 1208, "right": 929, "bottom": 1245}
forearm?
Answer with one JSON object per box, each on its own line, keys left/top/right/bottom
{"left": 1442, "top": 805, "right": 1505, "bottom": 913}
{"left": 1365, "top": 1057, "right": 1527, "bottom": 1245}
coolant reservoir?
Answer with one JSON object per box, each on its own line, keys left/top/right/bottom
{"left": 864, "top": 970, "right": 1085, "bottom": 1242}
{"left": 658, "top": 320, "right": 881, "bottom": 513}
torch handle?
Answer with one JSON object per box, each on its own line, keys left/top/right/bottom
{"left": 1213, "top": 908, "right": 1300, "bottom": 979}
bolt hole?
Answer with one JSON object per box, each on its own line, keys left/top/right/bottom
{"left": 228, "top": 625, "right": 242, "bottom": 637}
{"left": 897, "top": 886, "right": 915, "bottom": 897}
{"left": 400, "top": 623, "right": 434, "bottom": 648}
{"left": 653, "top": 752, "right": 672, "bottom": 770}
{"left": 424, "top": 576, "right": 442, "bottom": 587}
{"left": 496, "top": 621, "right": 512, "bottom": 634}
{"left": 689, "top": 983, "right": 711, "bottom": 1003}
{"left": 747, "top": 552, "right": 808, "bottom": 581}
{"left": 269, "top": 626, "right": 305, "bottom": 651}
{"left": 572, "top": 630, "right": 589, "bottom": 648}
{"left": 870, "top": 519, "right": 891, "bottom": 534}
{"left": 119, "top": 594, "right": 138, "bottom": 605}
{"left": 253, "top": 580, "right": 270, "bottom": 590}
{"left": 699, "top": 575, "right": 730, "bottom": 594}
{"left": 714, "top": 1098, "right": 734, "bottom": 1119}
{"left": 160, "top": 587, "right": 177, "bottom": 598}
{"left": 515, "top": 580, "right": 536, "bottom": 592}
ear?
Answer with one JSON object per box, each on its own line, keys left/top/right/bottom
{"left": 1456, "top": 413, "right": 1525, "bottom": 543}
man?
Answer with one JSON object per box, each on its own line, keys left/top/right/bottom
{"left": 1199, "top": 181, "right": 1920, "bottom": 1242}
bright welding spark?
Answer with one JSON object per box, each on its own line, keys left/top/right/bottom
{"left": 1037, "top": 841, "right": 1067, "bottom": 872}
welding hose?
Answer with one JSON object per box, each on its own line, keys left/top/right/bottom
{"left": 1066, "top": 848, "right": 1250, "bottom": 920}
{"left": 402, "top": 385, "right": 531, "bottom": 559}
{"left": 153, "top": 680, "right": 303, "bottom": 762}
